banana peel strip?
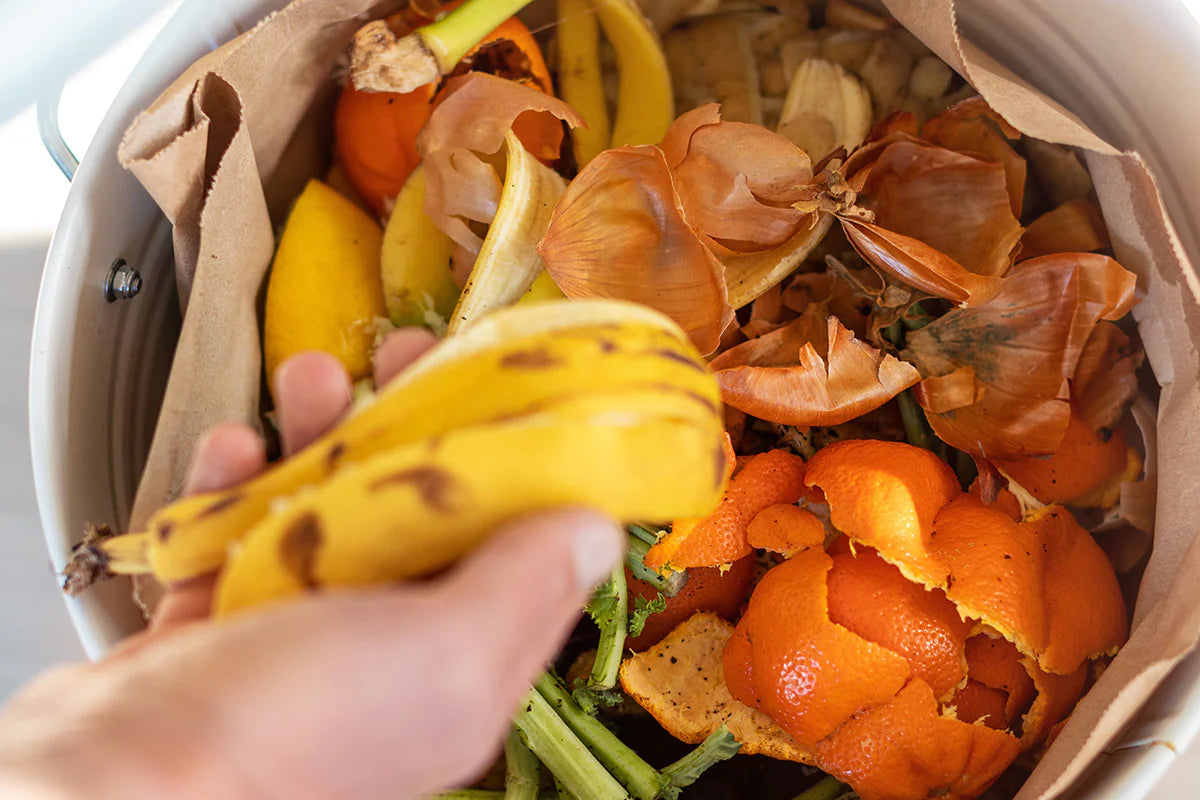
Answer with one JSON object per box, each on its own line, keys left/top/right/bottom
{"left": 448, "top": 130, "right": 567, "bottom": 333}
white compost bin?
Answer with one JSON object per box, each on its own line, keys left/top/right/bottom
{"left": 28, "top": 0, "right": 1200, "bottom": 796}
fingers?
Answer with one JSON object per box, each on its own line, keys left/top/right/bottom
{"left": 273, "top": 352, "right": 354, "bottom": 456}
{"left": 436, "top": 509, "right": 624, "bottom": 701}
{"left": 149, "top": 574, "right": 219, "bottom": 632}
{"left": 183, "top": 424, "right": 267, "bottom": 495}
{"left": 374, "top": 328, "right": 438, "bottom": 387}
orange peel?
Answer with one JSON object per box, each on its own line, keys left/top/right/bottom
{"left": 724, "top": 547, "right": 912, "bottom": 744}
{"left": 626, "top": 554, "right": 756, "bottom": 650}
{"left": 746, "top": 504, "right": 826, "bottom": 555}
{"left": 619, "top": 612, "right": 814, "bottom": 763}
{"left": 645, "top": 449, "right": 807, "bottom": 569}
{"left": 825, "top": 546, "right": 972, "bottom": 701}
{"left": 632, "top": 441, "right": 1127, "bottom": 800}
{"left": 814, "top": 679, "right": 1021, "bottom": 800}
{"left": 961, "top": 635, "right": 1035, "bottom": 723}
{"left": 949, "top": 680, "right": 1010, "bottom": 730}
{"left": 805, "top": 441, "right": 1127, "bottom": 677}
{"left": 993, "top": 411, "right": 1131, "bottom": 507}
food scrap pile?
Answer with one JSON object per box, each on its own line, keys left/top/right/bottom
{"left": 68, "top": 1, "right": 1157, "bottom": 798}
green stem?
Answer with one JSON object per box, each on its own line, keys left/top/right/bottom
{"left": 791, "top": 775, "right": 848, "bottom": 800}
{"left": 587, "top": 566, "right": 628, "bottom": 691}
{"left": 505, "top": 729, "right": 541, "bottom": 800}
{"left": 627, "top": 524, "right": 660, "bottom": 547}
{"left": 897, "top": 390, "right": 937, "bottom": 453}
{"left": 535, "top": 674, "right": 667, "bottom": 800}
{"left": 902, "top": 300, "right": 932, "bottom": 331}
{"left": 661, "top": 725, "right": 741, "bottom": 789}
{"left": 433, "top": 792, "right": 505, "bottom": 799}
{"left": 553, "top": 777, "right": 573, "bottom": 800}
{"left": 514, "top": 689, "right": 629, "bottom": 800}
{"left": 626, "top": 537, "right": 686, "bottom": 597}
{"left": 424, "top": 0, "right": 536, "bottom": 68}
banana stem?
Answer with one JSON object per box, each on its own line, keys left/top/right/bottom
{"left": 505, "top": 729, "right": 541, "bottom": 800}
{"left": 514, "top": 688, "right": 629, "bottom": 800}
{"left": 790, "top": 775, "right": 848, "bottom": 800}
{"left": 535, "top": 674, "right": 667, "bottom": 800}
{"left": 433, "top": 792, "right": 505, "bottom": 799}
{"left": 661, "top": 725, "right": 741, "bottom": 789}
{"left": 425, "top": 0, "right": 536, "bottom": 69}
{"left": 61, "top": 527, "right": 152, "bottom": 596}
{"left": 587, "top": 565, "right": 628, "bottom": 691}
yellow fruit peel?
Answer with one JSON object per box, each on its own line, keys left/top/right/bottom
{"left": 216, "top": 387, "right": 726, "bottom": 615}
{"left": 130, "top": 301, "right": 719, "bottom": 584}
{"left": 448, "top": 131, "right": 567, "bottom": 333}
{"left": 263, "top": 180, "right": 387, "bottom": 383}
{"left": 381, "top": 164, "right": 460, "bottom": 332}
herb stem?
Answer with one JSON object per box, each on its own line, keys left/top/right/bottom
{"left": 514, "top": 688, "right": 629, "bottom": 800}
{"left": 791, "top": 775, "right": 848, "bottom": 800}
{"left": 587, "top": 565, "right": 628, "bottom": 691}
{"left": 504, "top": 729, "right": 541, "bottom": 800}
{"left": 626, "top": 536, "right": 686, "bottom": 596}
{"left": 535, "top": 674, "right": 666, "bottom": 800}
{"left": 897, "top": 390, "right": 937, "bottom": 453}
{"left": 661, "top": 725, "right": 741, "bottom": 788}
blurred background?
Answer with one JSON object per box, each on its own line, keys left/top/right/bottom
{"left": 0, "top": 3, "right": 181, "bottom": 695}
{"left": 0, "top": 2, "right": 1195, "bottom": 797}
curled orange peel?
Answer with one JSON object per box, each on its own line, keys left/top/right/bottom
{"left": 804, "top": 440, "right": 1127, "bottom": 677}
{"left": 645, "top": 449, "right": 807, "bottom": 570}
{"left": 993, "top": 410, "right": 1133, "bottom": 508}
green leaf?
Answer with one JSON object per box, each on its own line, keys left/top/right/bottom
{"left": 628, "top": 593, "right": 667, "bottom": 637}
{"left": 661, "top": 724, "right": 742, "bottom": 789}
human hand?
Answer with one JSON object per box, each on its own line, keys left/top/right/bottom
{"left": 0, "top": 331, "right": 624, "bottom": 800}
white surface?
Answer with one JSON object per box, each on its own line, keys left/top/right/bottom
{"left": 0, "top": 1, "right": 1197, "bottom": 797}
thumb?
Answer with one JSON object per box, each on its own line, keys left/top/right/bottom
{"left": 434, "top": 508, "right": 625, "bottom": 710}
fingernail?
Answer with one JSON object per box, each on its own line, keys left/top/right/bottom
{"left": 567, "top": 511, "right": 625, "bottom": 592}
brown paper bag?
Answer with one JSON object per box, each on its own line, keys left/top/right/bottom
{"left": 115, "top": 1, "right": 1200, "bottom": 796}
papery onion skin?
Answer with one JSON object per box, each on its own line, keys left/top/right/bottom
{"left": 538, "top": 145, "right": 733, "bottom": 354}
{"left": 417, "top": 73, "right": 585, "bottom": 253}
{"left": 906, "top": 254, "right": 1138, "bottom": 458}
{"left": 713, "top": 309, "right": 921, "bottom": 427}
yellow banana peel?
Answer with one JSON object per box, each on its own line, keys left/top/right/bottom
{"left": 725, "top": 214, "right": 837, "bottom": 310}
{"left": 449, "top": 131, "right": 567, "bottom": 333}
{"left": 556, "top": 0, "right": 612, "bottom": 165}
{"left": 65, "top": 301, "right": 722, "bottom": 588}
{"left": 594, "top": 0, "right": 675, "bottom": 147}
{"left": 520, "top": 270, "right": 567, "bottom": 304}
{"left": 215, "top": 386, "right": 725, "bottom": 615}
{"left": 381, "top": 164, "right": 460, "bottom": 332}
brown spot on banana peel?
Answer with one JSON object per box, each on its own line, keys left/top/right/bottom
{"left": 371, "top": 466, "right": 462, "bottom": 513}
{"left": 326, "top": 442, "right": 347, "bottom": 473}
{"left": 156, "top": 521, "right": 174, "bottom": 543}
{"left": 500, "top": 348, "right": 565, "bottom": 369}
{"left": 715, "top": 443, "right": 729, "bottom": 489}
{"left": 196, "top": 493, "right": 244, "bottom": 520}
{"left": 280, "top": 513, "right": 324, "bottom": 591}
{"left": 653, "top": 348, "right": 708, "bottom": 374}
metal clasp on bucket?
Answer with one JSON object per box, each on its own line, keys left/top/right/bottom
{"left": 38, "top": 87, "right": 142, "bottom": 303}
